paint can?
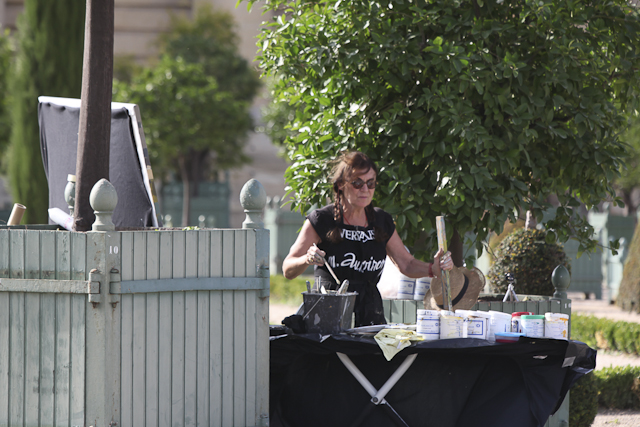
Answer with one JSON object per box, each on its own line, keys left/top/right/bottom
{"left": 416, "top": 309, "right": 440, "bottom": 340}
{"left": 521, "top": 314, "right": 545, "bottom": 338}
{"left": 439, "top": 311, "right": 463, "bottom": 339}
{"left": 488, "top": 311, "right": 512, "bottom": 342}
{"left": 414, "top": 277, "right": 431, "bottom": 301}
{"left": 456, "top": 310, "right": 489, "bottom": 339}
{"left": 544, "top": 312, "right": 569, "bottom": 340}
{"left": 511, "top": 311, "right": 534, "bottom": 333}
{"left": 397, "top": 276, "right": 416, "bottom": 299}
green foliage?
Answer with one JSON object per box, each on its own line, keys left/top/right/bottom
{"left": 572, "top": 314, "right": 640, "bottom": 356}
{"left": 249, "top": 0, "right": 640, "bottom": 260}
{"left": 595, "top": 366, "right": 640, "bottom": 410}
{"left": 487, "top": 228, "right": 569, "bottom": 296}
{"left": 0, "top": 29, "right": 13, "bottom": 159}
{"left": 617, "top": 218, "right": 640, "bottom": 313}
{"left": 569, "top": 372, "right": 598, "bottom": 427}
{"left": 7, "top": 1, "right": 85, "bottom": 224}
{"left": 113, "top": 5, "right": 260, "bottom": 225}
{"left": 270, "top": 274, "right": 308, "bottom": 305}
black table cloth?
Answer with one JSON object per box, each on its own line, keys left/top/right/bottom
{"left": 270, "top": 333, "right": 595, "bottom": 427}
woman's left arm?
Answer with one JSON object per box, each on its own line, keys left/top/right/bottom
{"left": 386, "top": 230, "right": 453, "bottom": 278}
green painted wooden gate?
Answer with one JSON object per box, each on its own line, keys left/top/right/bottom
{"left": 0, "top": 178, "right": 270, "bottom": 427}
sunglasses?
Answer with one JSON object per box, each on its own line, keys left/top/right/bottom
{"left": 350, "top": 178, "right": 377, "bottom": 190}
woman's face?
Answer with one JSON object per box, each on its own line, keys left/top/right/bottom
{"left": 340, "top": 168, "right": 377, "bottom": 211}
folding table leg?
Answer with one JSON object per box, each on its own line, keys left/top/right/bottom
{"left": 336, "top": 352, "right": 417, "bottom": 427}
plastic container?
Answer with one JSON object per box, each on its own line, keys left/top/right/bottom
{"left": 397, "top": 277, "right": 416, "bottom": 299}
{"left": 495, "top": 332, "right": 524, "bottom": 343}
{"left": 488, "top": 311, "right": 512, "bottom": 342}
{"left": 521, "top": 314, "right": 545, "bottom": 338}
{"left": 416, "top": 309, "right": 440, "bottom": 340}
{"left": 440, "top": 311, "right": 463, "bottom": 339}
{"left": 544, "top": 313, "right": 569, "bottom": 340}
{"left": 414, "top": 277, "right": 431, "bottom": 301}
{"left": 302, "top": 292, "right": 358, "bottom": 334}
{"left": 511, "top": 312, "right": 534, "bottom": 334}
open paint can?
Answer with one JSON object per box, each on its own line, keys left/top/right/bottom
{"left": 544, "top": 312, "right": 569, "bottom": 340}
{"left": 302, "top": 292, "right": 358, "bottom": 334}
{"left": 521, "top": 314, "right": 545, "bottom": 338}
{"left": 416, "top": 309, "right": 440, "bottom": 340}
{"left": 440, "top": 311, "right": 463, "bottom": 339}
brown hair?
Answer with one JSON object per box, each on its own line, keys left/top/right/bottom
{"left": 327, "top": 151, "right": 388, "bottom": 243}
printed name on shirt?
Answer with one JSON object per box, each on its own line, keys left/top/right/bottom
{"left": 340, "top": 252, "right": 386, "bottom": 273}
{"left": 340, "top": 228, "right": 375, "bottom": 243}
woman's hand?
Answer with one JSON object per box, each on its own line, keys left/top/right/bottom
{"left": 432, "top": 249, "right": 453, "bottom": 278}
{"left": 306, "top": 244, "right": 326, "bottom": 266}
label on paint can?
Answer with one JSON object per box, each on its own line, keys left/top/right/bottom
{"left": 397, "top": 277, "right": 416, "bottom": 299}
{"left": 414, "top": 277, "right": 431, "bottom": 300}
{"left": 417, "top": 309, "right": 440, "bottom": 340}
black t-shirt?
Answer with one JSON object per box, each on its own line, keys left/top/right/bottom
{"left": 307, "top": 204, "right": 396, "bottom": 286}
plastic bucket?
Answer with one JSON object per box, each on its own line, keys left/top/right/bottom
{"left": 302, "top": 292, "right": 358, "bottom": 334}
{"left": 521, "top": 314, "right": 545, "bottom": 338}
{"left": 414, "top": 277, "right": 431, "bottom": 301}
{"left": 397, "top": 277, "right": 416, "bottom": 299}
{"left": 440, "top": 311, "right": 463, "bottom": 339}
{"left": 544, "top": 313, "right": 569, "bottom": 340}
{"left": 416, "top": 309, "right": 440, "bottom": 340}
{"left": 488, "top": 311, "right": 512, "bottom": 342}
{"left": 457, "top": 310, "right": 489, "bottom": 339}
{"left": 511, "top": 311, "right": 534, "bottom": 334}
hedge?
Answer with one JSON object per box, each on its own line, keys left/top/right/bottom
{"left": 572, "top": 314, "right": 640, "bottom": 356}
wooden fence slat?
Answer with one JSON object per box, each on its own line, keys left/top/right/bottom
{"left": 56, "top": 231, "right": 71, "bottom": 280}
{"left": 245, "top": 291, "right": 257, "bottom": 424}
{"left": 173, "top": 232, "right": 186, "bottom": 279}
{"left": 0, "top": 229, "right": 9, "bottom": 276}
{"left": 133, "top": 232, "right": 147, "bottom": 281}
{"left": 9, "top": 293, "right": 25, "bottom": 425}
{"left": 158, "top": 231, "right": 173, "bottom": 426}
{"left": 121, "top": 233, "right": 134, "bottom": 281}
{"left": 209, "top": 291, "right": 223, "bottom": 427}
{"left": 70, "top": 233, "right": 86, "bottom": 281}
{"left": 198, "top": 231, "right": 211, "bottom": 278}
{"left": 197, "top": 291, "right": 210, "bottom": 427}
{"left": 133, "top": 293, "right": 147, "bottom": 427}
{"left": 211, "top": 231, "right": 223, "bottom": 277}
{"left": 222, "top": 231, "right": 235, "bottom": 278}
{"left": 40, "top": 294, "right": 55, "bottom": 424}
{"left": 234, "top": 291, "right": 247, "bottom": 426}
{"left": 24, "top": 293, "right": 40, "bottom": 426}
{"left": 145, "top": 293, "right": 159, "bottom": 427}
{"left": 221, "top": 289, "right": 234, "bottom": 426}
{"left": 0, "top": 292, "right": 8, "bottom": 425}
{"left": 172, "top": 292, "right": 186, "bottom": 427}
{"left": 40, "top": 231, "right": 56, "bottom": 279}
{"left": 55, "top": 294, "right": 71, "bottom": 425}
{"left": 70, "top": 293, "right": 85, "bottom": 426}
{"left": 186, "top": 231, "right": 198, "bottom": 278}
{"left": 146, "top": 231, "right": 160, "bottom": 281}
{"left": 120, "top": 295, "right": 134, "bottom": 427}
{"left": 185, "top": 291, "right": 198, "bottom": 427}
{"left": 9, "top": 230, "right": 24, "bottom": 278}
{"left": 25, "top": 231, "right": 40, "bottom": 279}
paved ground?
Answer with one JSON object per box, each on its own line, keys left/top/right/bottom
{"left": 270, "top": 292, "right": 640, "bottom": 425}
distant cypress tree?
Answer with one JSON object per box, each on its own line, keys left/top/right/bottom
{"left": 7, "top": 1, "right": 85, "bottom": 224}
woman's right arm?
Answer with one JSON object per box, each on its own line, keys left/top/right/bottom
{"left": 282, "top": 219, "right": 324, "bottom": 279}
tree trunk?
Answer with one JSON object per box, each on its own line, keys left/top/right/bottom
{"left": 450, "top": 229, "right": 464, "bottom": 267}
{"left": 73, "top": 0, "right": 114, "bottom": 231}
{"left": 525, "top": 210, "right": 537, "bottom": 230}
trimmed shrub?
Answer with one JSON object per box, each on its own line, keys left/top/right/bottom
{"left": 569, "top": 372, "right": 598, "bottom": 427}
{"left": 596, "top": 366, "right": 640, "bottom": 410}
{"left": 572, "top": 314, "right": 640, "bottom": 356}
{"left": 488, "top": 228, "right": 570, "bottom": 296}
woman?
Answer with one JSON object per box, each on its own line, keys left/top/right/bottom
{"left": 283, "top": 151, "right": 454, "bottom": 327}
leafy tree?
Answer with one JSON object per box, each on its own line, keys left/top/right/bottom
{"left": 250, "top": 0, "right": 640, "bottom": 262}
{"left": 615, "top": 114, "right": 640, "bottom": 214}
{"left": 7, "top": 1, "right": 85, "bottom": 224}
{"left": 113, "top": 6, "right": 259, "bottom": 226}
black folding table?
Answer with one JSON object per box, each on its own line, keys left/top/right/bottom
{"left": 269, "top": 333, "right": 595, "bottom": 427}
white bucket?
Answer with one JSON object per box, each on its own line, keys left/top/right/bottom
{"left": 521, "top": 315, "right": 545, "bottom": 338}
{"left": 544, "top": 313, "right": 569, "bottom": 340}
{"left": 440, "top": 311, "right": 463, "bottom": 339}
{"left": 397, "top": 277, "right": 416, "bottom": 299}
{"left": 414, "top": 277, "right": 431, "bottom": 301}
{"left": 416, "top": 309, "right": 440, "bottom": 340}
{"left": 488, "top": 311, "right": 512, "bottom": 342}
{"left": 457, "top": 310, "right": 489, "bottom": 339}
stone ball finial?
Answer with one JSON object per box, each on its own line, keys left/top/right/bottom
{"left": 240, "top": 179, "right": 266, "bottom": 229}
{"left": 64, "top": 174, "right": 76, "bottom": 216}
{"left": 89, "top": 178, "right": 118, "bottom": 231}
{"left": 551, "top": 264, "right": 571, "bottom": 299}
